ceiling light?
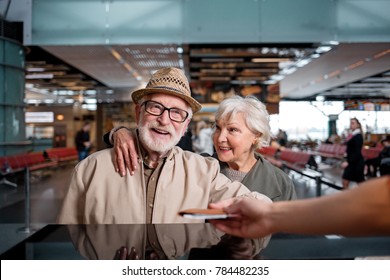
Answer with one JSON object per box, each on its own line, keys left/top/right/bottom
{"left": 270, "top": 74, "right": 285, "bottom": 81}
{"left": 280, "top": 67, "right": 297, "bottom": 75}
{"left": 29, "top": 88, "right": 49, "bottom": 94}
{"left": 85, "top": 99, "right": 97, "bottom": 104}
{"left": 176, "top": 47, "right": 183, "bottom": 54}
{"left": 364, "top": 77, "right": 390, "bottom": 83}
{"left": 251, "top": 58, "right": 291, "bottom": 63}
{"left": 84, "top": 90, "right": 97, "bottom": 95}
{"left": 263, "top": 80, "right": 278, "bottom": 85}
{"left": 315, "top": 46, "right": 332, "bottom": 53}
{"left": 25, "top": 99, "right": 42, "bottom": 104}
{"left": 202, "top": 58, "right": 244, "bottom": 63}
{"left": 230, "top": 80, "right": 258, "bottom": 85}
{"left": 109, "top": 48, "right": 123, "bottom": 61}
{"left": 236, "top": 76, "right": 266, "bottom": 81}
{"left": 261, "top": 48, "right": 270, "bottom": 54}
{"left": 295, "top": 58, "right": 312, "bottom": 67}
{"left": 82, "top": 104, "right": 97, "bottom": 111}
{"left": 26, "top": 67, "right": 45, "bottom": 72}
{"left": 26, "top": 73, "right": 54, "bottom": 79}
{"left": 56, "top": 114, "right": 64, "bottom": 121}
{"left": 374, "top": 49, "right": 390, "bottom": 59}
{"left": 279, "top": 61, "right": 295, "bottom": 68}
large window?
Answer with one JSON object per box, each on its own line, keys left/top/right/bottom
{"left": 270, "top": 101, "right": 390, "bottom": 141}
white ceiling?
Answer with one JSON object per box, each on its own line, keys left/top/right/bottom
{"left": 38, "top": 43, "right": 390, "bottom": 102}
{"left": 281, "top": 43, "right": 390, "bottom": 99}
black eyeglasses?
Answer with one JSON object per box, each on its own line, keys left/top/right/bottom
{"left": 141, "top": 100, "right": 189, "bottom": 123}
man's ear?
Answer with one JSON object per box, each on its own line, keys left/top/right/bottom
{"left": 182, "top": 119, "right": 191, "bottom": 136}
{"left": 135, "top": 104, "right": 141, "bottom": 123}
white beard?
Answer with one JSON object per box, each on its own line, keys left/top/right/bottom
{"left": 138, "top": 120, "right": 183, "bottom": 153}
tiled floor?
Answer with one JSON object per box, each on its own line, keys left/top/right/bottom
{"left": 0, "top": 165, "right": 74, "bottom": 254}
{"left": 0, "top": 159, "right": 345, "bottom": 255}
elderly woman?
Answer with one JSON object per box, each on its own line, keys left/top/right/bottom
{"left": 105, "top": 95, "right": 296, "bottom": 202}
{"left": 211, "top": 95, "right": 296, "bottom": 201}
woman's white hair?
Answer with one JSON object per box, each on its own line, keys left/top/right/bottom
{"left": 214, "top": 95, "right": 271, "bottom": 149}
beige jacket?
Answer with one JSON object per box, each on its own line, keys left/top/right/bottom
{"left": 58, "top": 146, "right": 265, "bottom": 224}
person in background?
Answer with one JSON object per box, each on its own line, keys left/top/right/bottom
{"left": 107, "top": 95, "right": 296, "bottom": 202}
{"left": 379, "top": 135, "right": 390, "bottom": 176}
{"left": 58, "top": 67, "right": 269, "bottom": 224}
{"left": 325, "top": 133, "right": 341, "bottom": 145}
{"left": 364, "top": 138, "right": 383, "bottom": 177}
{"left": 176, "top": 124, "right": 194, "bottom": 152}
{"left": 341, "top": 117, "right": 365, "bottom": 189}
{"left": 192, "top": 120, "right": 214, "bottom": 155}
{"left": 276, "top": 129, "right": 288, "bottom": 147}
{"left": 75, "top": 121, "right": 92, "bottom": 161}
{"left": 209, "top": 176, "right": 390, "bottom": 238}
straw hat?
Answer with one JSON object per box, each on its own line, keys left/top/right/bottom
{"left": 132, "top": 67, "right": 202, "bottom": 113}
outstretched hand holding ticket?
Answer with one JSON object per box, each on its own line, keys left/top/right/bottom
{"left": 209, "top": 176, "right": 390, "bottom": 238}
{"left": 208, "top": 197, "right": 273, "bottom": 238}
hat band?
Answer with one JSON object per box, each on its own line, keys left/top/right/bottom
{"left": 150, "top": 86, "right": 188, "bottom": 95}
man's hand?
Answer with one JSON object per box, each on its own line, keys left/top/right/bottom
{"left": 208, "top": 197, "right": 273, "bottom": 239}
{"left": 114, "top": 246, "right": 140, "bottom": 260}
{"left": 113, "top": 128, "right": 139, "bottom": 176}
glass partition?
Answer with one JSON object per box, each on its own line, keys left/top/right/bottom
{"left": 0, "top": 37, "right": 27, "bottom": 156}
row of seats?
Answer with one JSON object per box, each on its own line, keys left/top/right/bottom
{"left": 0, "top": 147, "right": 78, "bottom": 187}
{"left": 45, "top": 147, "right": 79, "bottom": 164}
{"left": 1, "top": 152, "right": 56, "bottom": 173}
{"left": 257, "top": 146, "right": 317, "bottom": 172}
{"left": 361, "top": 147, "right": 382, "bottom": 160}
{"left": 257, "top": 146, "right": 342, "bottom": 194}
{"left": 310, "top": 143, "right": 346, "bottom": 159}
{"left": 260, "top": 144, "right": 382, "bottom": 167}
{"left": 311, "top": 143, "right": 382, "bottom": 161}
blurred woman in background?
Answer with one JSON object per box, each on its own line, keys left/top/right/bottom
{"left": 341, "top": 117, "right": 365, "bottom": 189}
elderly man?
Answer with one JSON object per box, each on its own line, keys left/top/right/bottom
{"left": 58, "top": 67, "right": 269, "bottom": 224}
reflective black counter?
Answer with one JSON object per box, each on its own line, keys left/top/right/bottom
{"left": 1, "top": 224, "right": 390, "bottom": 260}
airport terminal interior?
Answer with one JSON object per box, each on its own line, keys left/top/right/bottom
{"left": 1, "top": 1, "right": 390, "bottom": 259}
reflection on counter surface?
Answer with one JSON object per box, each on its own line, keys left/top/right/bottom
{"left": 1, "top": 224, "right": 390, "bottom": 260}
{"left": 0, "top": 224, "right": 270, "bottom": 260}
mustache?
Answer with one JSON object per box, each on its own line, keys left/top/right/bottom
{"left": 147, "top": 121, "right": 175, "bottom": 135}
